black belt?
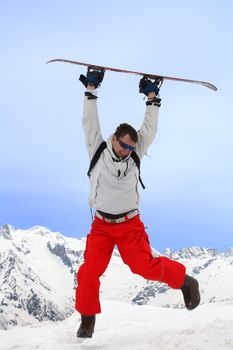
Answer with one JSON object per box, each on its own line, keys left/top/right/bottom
{"left": 97, "top": 209, "right": 137, "bottom": 219}
{"left": 95, "top": 209, "right": 139, "bottom": 224}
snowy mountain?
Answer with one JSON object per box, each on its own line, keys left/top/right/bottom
{"left": 0, "top": 224, "right": 232, "bottom": 330}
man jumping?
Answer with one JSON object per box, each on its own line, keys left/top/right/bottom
{"left": 75, "top": 68, "right": 200, "bottom": 338}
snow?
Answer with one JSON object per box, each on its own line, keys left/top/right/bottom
{"left": 1, "top": 225, "right": 233, "bottom": 348}
{"left": 0, "top": 301, "right": 232, "bottom": 350}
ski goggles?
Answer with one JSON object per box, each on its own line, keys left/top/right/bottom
{"left": 118, "top": 139, "right": 136, "bottom": 151}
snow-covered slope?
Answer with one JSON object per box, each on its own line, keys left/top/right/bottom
{"left": 0, "top": 301, "right": 233, "bottom": 350}
{"left": 0, "top": 224, "right": 84, "bottom": 329}
{"left": 0, "top": 224, "right": 232, "bottom": 330}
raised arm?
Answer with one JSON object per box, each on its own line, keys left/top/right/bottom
{"left": 136, "top": 77, "right": 162, "bottom": 159}
{"left": 79, "top": 69, "right": 105, "bottom": 159}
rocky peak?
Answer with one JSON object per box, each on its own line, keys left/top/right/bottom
{"left": 165, "top": 247, "right": 218, "bottom": 260}
{"left": 224, "top": 247, "right": 233, "bottom": 257}
{"left": 0, "top": 224, "right": 14, "bottom": 240}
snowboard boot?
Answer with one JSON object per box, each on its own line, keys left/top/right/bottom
{"left": 77, "top": 315, "right": 96, "bottom": 338}
{"left": 180, "top": 275, "right": 200, "bottom": 310}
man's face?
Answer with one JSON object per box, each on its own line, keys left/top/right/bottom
{"left": 111, "top": 134, "right": 137, "bottom": 159}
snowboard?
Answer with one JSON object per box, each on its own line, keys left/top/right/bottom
{"left": 46, "top": 58, "right": 217, "bottom": 91}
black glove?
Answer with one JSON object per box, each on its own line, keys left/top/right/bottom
{"left": 139, "top": 76, "right": 160, "bottom": 96}
{"left": 79, "top": 67, "right": 105, "bottom": 88}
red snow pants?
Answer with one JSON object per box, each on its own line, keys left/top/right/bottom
{"left": 75, "top": 214, "right": 186, "bottom": 315}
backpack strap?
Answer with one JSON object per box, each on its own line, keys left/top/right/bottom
{"left": 87, "top": 141, "right": 107, "bottom": 177}
{"left": 130, "top": 151, "right": 145, "bottom": 190}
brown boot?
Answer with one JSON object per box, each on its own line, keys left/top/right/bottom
{"left": 77, "top": 315, "right": 96, "bottom": 338}
{"left": 180, "top": 275, "right": 200, "bottom": 310}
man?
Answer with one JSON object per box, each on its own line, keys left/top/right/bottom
{"left": 76, "top": 68, "right": 200, "bottom": 338}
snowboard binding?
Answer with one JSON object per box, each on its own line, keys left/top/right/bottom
{"left": 139, "top": 75, "right": 163, "bottom": 96}
{"left": 79, "top": 66, "right": 105, "bottom": 88}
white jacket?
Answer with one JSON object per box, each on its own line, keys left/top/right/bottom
{"left": 82, "top": 96, "right": 159, "bottom": 214}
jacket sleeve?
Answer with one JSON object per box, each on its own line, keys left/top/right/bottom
{"left": 136, "top": 105, "right": 159, "bottom": 159}
{"left": 82, "top": 96, "right": 104, "bottom": 159}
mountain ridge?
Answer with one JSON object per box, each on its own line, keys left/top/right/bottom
{"left": 0, "top": 224, "right": 232, "bottom": 329}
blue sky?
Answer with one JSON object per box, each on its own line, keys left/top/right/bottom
{"left": 0, "top": 0, "right": 232, "bottom": 252}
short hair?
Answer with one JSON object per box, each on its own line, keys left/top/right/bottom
{"left": 114, "top": 123, "right": 138, "bottom": 143}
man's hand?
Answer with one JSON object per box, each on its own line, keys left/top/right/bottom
{"left": 139, "top": 76, "right": 162, "bottom": 107}
{"left": 79, "top": 67, "right": 105, "bottom": 89}
{"left": 139, "top": 76, "right": 160, "bottom": 97}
